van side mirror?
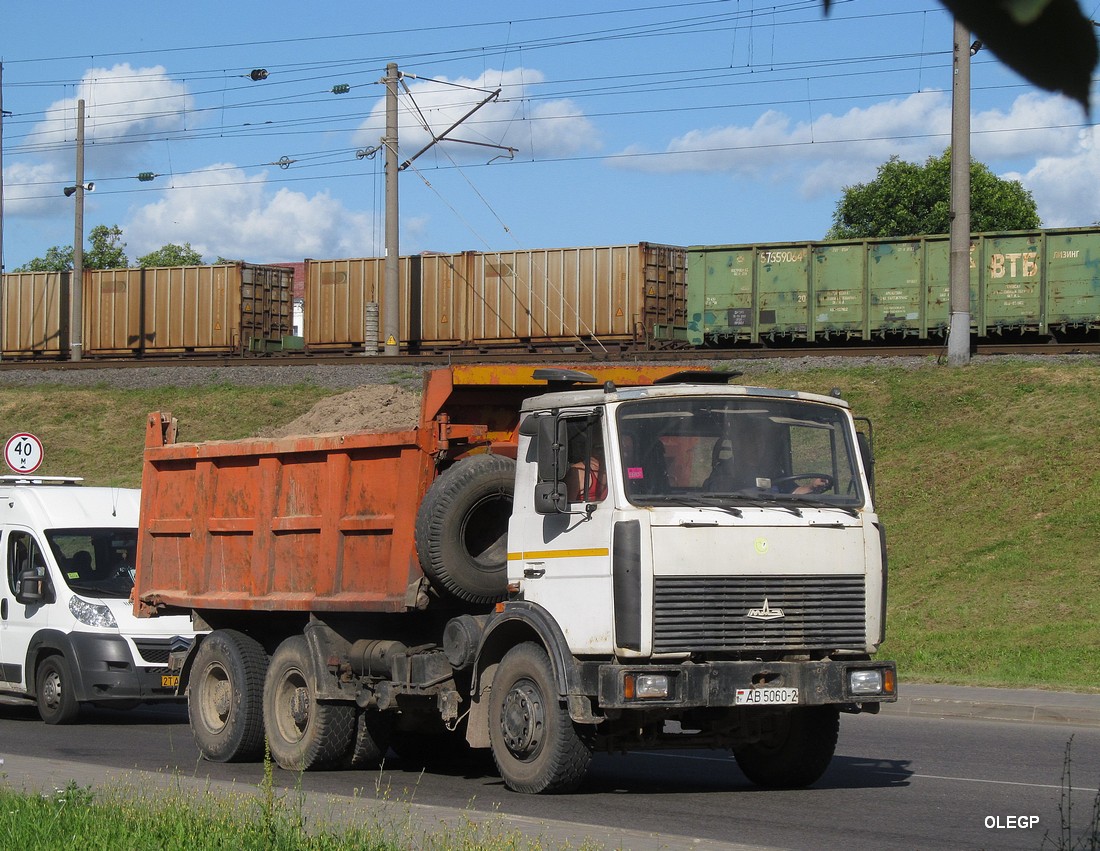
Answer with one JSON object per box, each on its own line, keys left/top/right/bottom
{"left": 16, "top": 567, "right": 46, "bottom": 605}
{"left": 533, "top": 416, "right": 568, "bottom": 515}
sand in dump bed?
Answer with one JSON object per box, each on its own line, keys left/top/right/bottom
{"left": 263, "top": 384, "right": 423, "bottom": 438}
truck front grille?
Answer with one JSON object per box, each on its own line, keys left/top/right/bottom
{"left": 652, "top": 575, "right": 866, "bottom": 653}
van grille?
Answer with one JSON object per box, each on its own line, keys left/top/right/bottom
{"left": 652, "top": 575, "right": 866, "bottom": 653}
{"left": 133, "top": 637, "right": 192, "bottom": 666}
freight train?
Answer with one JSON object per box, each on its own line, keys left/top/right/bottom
{"left": 2, "top": 227, "right": 1097, "bottom": 361}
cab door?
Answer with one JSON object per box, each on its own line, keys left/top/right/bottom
{"left": 0, "top": 527, "right": 56, "bottom": 692}
{"left": 511, "top": 413, "right": 618, "bottom": 655}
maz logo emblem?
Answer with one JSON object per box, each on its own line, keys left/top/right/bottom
{"left": 746, "top": 598, "right": 785, "bottom": 621}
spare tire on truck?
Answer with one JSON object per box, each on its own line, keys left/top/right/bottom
{"left": 415, "top": 453, "right": 515, "bottom": 604}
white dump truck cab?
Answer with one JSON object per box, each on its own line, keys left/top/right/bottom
{"left": 0, "top": 476, "right": 199, "bottom": 723}
{"left": 476, "top": 370, "right": 895, "bottom": 791}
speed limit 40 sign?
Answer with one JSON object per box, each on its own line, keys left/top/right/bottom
{"left": 5, "top": 433, "right": 44, "bottom": 474}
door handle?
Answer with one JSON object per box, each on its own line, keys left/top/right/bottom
{"left": 1, "top": 598, "right": 7, "bottom": 620}
{"left": 523, "top": 567, "right": 546, "bottom": 579}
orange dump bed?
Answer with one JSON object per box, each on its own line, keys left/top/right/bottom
{"left": 134, "top": 364, "right": 685, "bottom": 617}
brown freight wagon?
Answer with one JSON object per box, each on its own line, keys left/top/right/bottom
{"left": 1, "top": 264, "right": 293, "bottom": 359}
{"left": 0, "top": 271, "right": 71, "bottom": 358}
{"left": 303, "top": 242, "right": 687, "bottom": 354}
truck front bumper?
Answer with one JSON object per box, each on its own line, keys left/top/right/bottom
{"left": 593, "top": 658, "right": 897, "bottom": 711}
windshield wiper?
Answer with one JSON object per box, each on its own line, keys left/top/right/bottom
{"left": 707, "top": 492, "right": 804, "bottom": 517}
{"left": 632, "top": 494, "right": 744, "bottom": 517}
{"left": 804, "top": 502, "right": 860, "bottom": 517}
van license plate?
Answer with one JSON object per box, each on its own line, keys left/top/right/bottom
{"left": 735, "top": 687, "right": 798, "bottom": 705}
{"left": 161, "top": 675, "right": 180, "bottom": 688}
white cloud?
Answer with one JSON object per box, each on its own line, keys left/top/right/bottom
{"left": 356, "top": 68, "right": 599, "bottom": 164}
{"left": 29, "top": 64, "right": 193, "bottom": 168}
{"left": 124, "top": 166, "right": 378, "bottom": 262}
{"left": 4, "top": 64, "right": 196, "bottom": 217}
{"left": 971, "top": 92, "right": 1082, "bottom": 161}
{"left": 610, "top": 89, "right": 1093, "bottom": 211}
{"left": 1005, "top": 125, "right": 1100, "bottom": 227}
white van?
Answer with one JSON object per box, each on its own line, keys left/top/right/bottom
{"left": 0, "top": 475, "right": 199, "bottom": 724}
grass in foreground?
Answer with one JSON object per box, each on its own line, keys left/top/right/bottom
{"left": 0, "top": 775, "right": 605, "bottom": 851}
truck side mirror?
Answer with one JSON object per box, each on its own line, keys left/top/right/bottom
{"left": 16, "top": 567, "right": 46, "bottom": 605}
{"left": 533, "top": 415, "right": 568, "bottom": 515}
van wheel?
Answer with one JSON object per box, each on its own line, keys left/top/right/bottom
{"left": 263, "top": 636, "right": 356, "bottom": 771}
{"left": 489, "top": 642, "right": 591, "bottom": 794}
{"left": 416, "top": 454, "right": 515, "bottom": 604}
{"left": 36, "top": 654, "right": 80, "bottom": 725}
{"left": 733, "top": 706, "right": 839, "bottom": 788}
{"left": 188, "top": 630, "right": 268, "bottom": 763}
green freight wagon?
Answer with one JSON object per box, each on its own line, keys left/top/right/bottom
{"left": 687, "top": 228, "right": 1100, "bottom": 345}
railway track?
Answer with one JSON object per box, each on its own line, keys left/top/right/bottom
{"left": 0, "top": 341, "right": 1096, "bottom": 372}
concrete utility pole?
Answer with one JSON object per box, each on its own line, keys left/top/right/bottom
{"left": 383, "top": 63, "right": 399, "bottom": 356}
{"left": 947, "top": 19, "right": 972, "bottom": 366}
{"left": 70, "top": 99, "right": 86, "bottom": 362}
{"left": 1, "top": 62, "right": 6, "bottom": 363}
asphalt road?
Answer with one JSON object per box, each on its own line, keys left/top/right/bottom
{"left": 2, "top": 697, "right": 1099, "bottom": 850}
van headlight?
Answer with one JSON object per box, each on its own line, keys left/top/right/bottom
{"left": 69, "top": 596, "right": 117, "bottom": 628}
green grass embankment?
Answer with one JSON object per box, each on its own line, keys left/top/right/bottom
{"left": 1, "top": 357, "right": 1096, "bottom": 691}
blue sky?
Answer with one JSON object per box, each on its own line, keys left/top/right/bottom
{"left": 1, "top": 0, "right": 1097, "bottom": 270}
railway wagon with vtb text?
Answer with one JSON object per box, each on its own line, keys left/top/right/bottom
{"left": 304, "top": 242, "right": 688, "bottom": 354}
{"left": 1, "top": 263, "right": 294, "bottom": 359}
{"left": 687, "top": 227, "right": 1100, "bottom": 346}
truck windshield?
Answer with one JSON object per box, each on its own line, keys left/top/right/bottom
{"left": 45, "top": 528, "right": 138, "bottom": 599}
{"left": 616, "top": 395, "right": 864, "bottom": 509}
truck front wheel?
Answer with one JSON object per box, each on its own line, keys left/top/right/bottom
{"left": 733, "top": 705, "right": 840, "bottom": 788}
{"left": 488, "top": 642, "right": 591, "bottom": 794}
{"left": 263, "top": 636, "right": 356, "bottom": 771}
{"left": 188, "top": 630, "right": 268, "bottom": 763}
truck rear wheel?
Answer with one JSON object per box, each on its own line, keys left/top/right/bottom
{"left": 36, "top": 654, "right": 80, "bottom": 725}
{"left": 263, "top": 636, "right": 356, "bottom": 771}
{"left": 488, "top": 642, "right": 591, "bottom": 794}
{"left": 342, "top": 708, "right": 393, "bottom": 769}
{"left": 416, "top": 454, "right": 515, "bottom": 604}
{"left": 189, "top": 630, "right": 268, "bottom": 763}
{"left": 733, "top": 706, "right": 840, "bottom": 788}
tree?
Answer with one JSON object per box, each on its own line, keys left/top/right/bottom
{"left": 826, "top": 151, "right": 1040, "bottom": 240}
{"left": 15, "top": 245, "right": 73, "bottom": 272}
{"left": 15, "top": 224, "right": 127, "bottom": 271}
{"left": 138, "top": 243, "right": 204, "bottom": 268}
{"left": 85, "top": 225, "right": 128, "bottom": 269}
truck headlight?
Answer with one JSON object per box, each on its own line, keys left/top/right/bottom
{"left": 849, "top": 668, "right": 892, "bottom": 696}
{"left": 624, "top": 673, "right": 670, "bottom": 700}
{"left": 69, "top": 596, "right": 117, "bottom": 628}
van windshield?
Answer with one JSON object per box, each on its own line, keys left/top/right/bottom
{"left": 45, "top": 528, "right": 138, "bottom": 599}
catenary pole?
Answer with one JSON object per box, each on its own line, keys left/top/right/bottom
{"left": 70, "top": 99, "right": 86, "bottom": 362}
{"left": 383, "top": 63, "right": 399, "bottom": 356}
{"left": 1, "top": 62, "right": 6, "bottom": 362}
{"left": 947, "top": 19, "right": 972, "bottom": 366}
